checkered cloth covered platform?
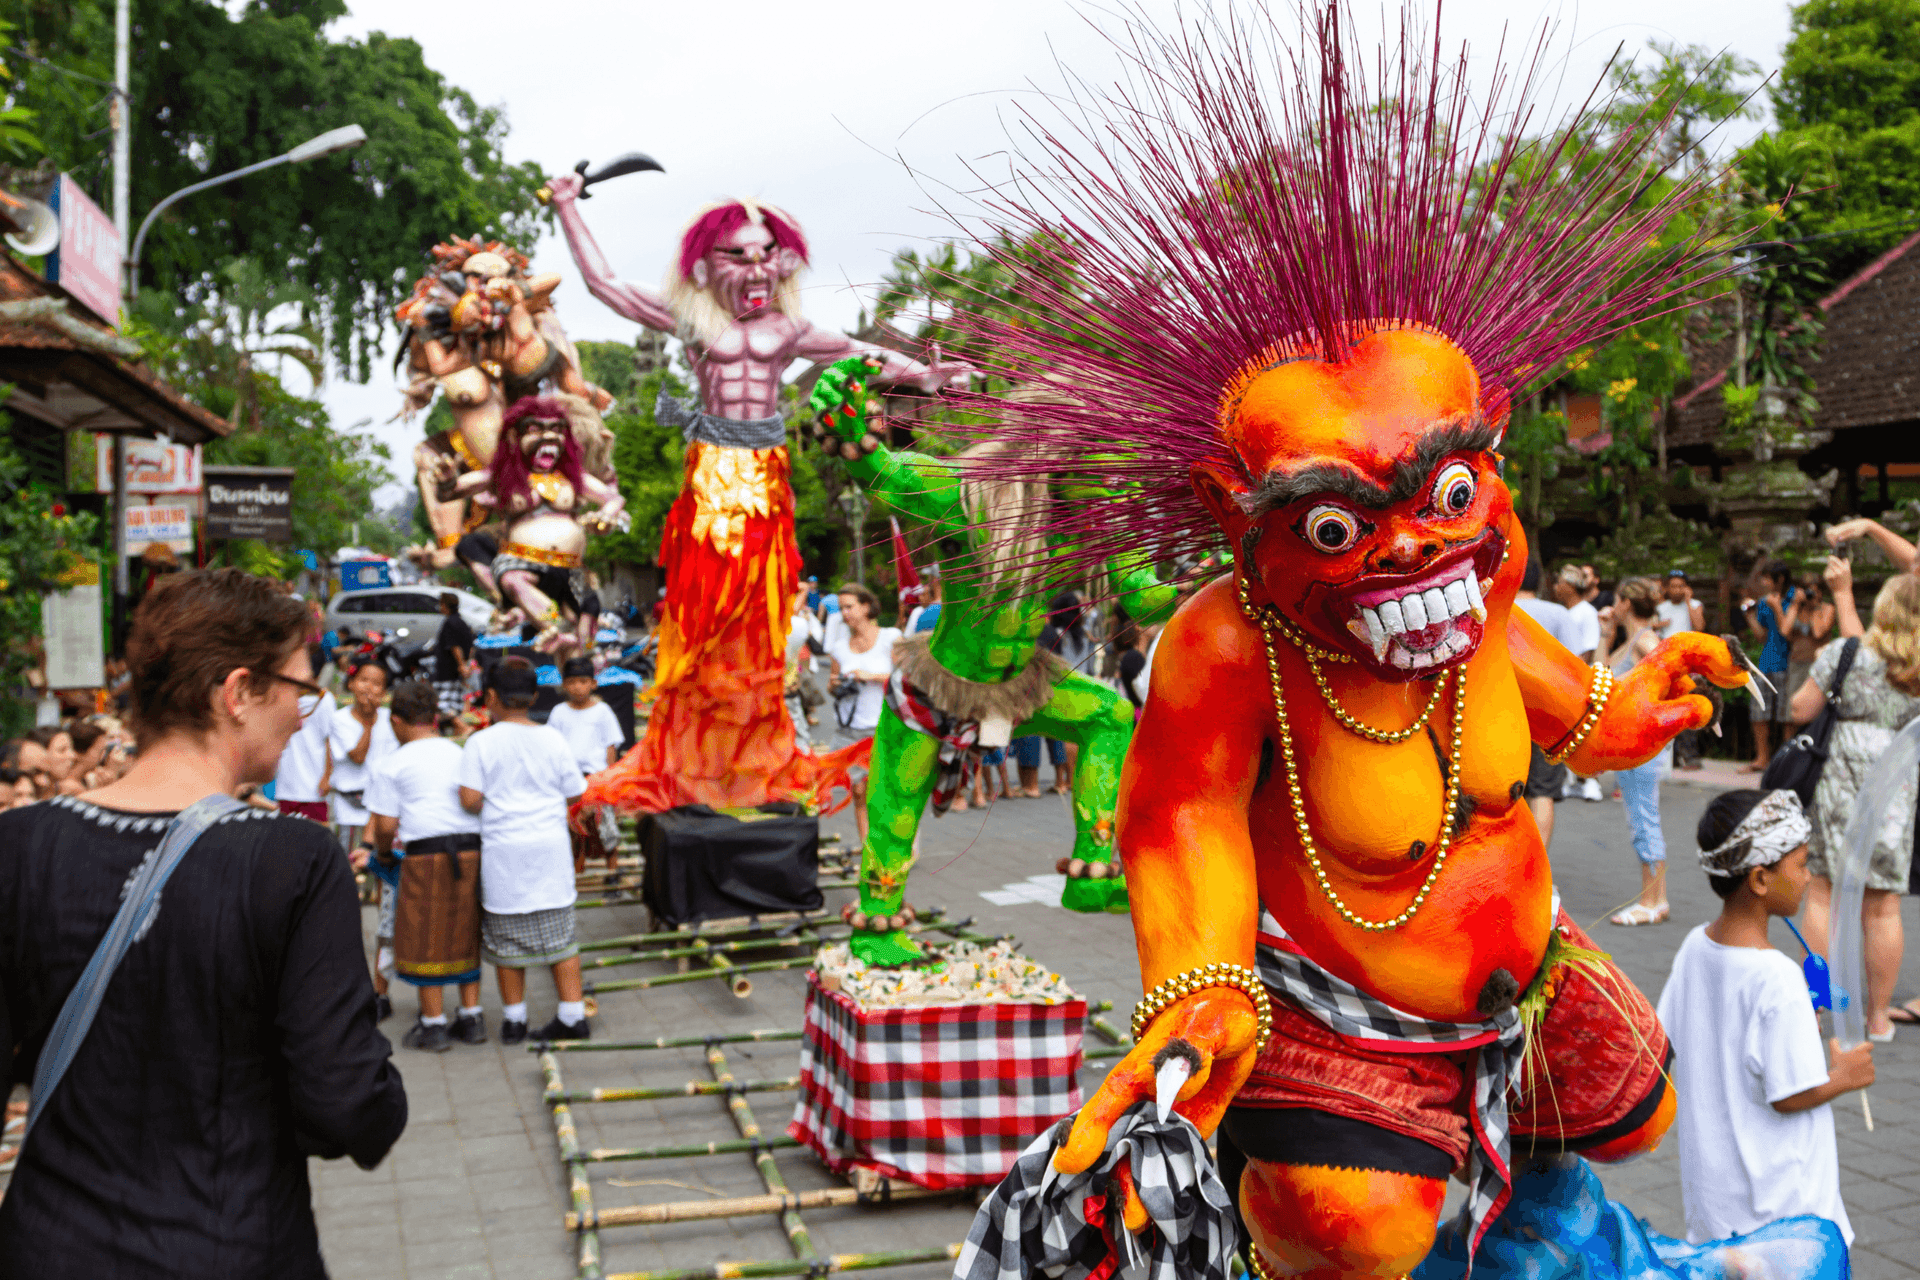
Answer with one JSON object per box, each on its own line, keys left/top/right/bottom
{"left": 787, "top": 973, "right": 1085, "bottom": 1190}
{"left": 953, "top": 1105, "right": 1237, "bottom": 1280}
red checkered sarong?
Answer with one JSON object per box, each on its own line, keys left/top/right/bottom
{"left": 788, "top": 972, "right": 1086, "bottom": 1190}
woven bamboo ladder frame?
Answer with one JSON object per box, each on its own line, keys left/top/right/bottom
{"left": 536, "top": 997, "right": 1137, "bottom": 1279}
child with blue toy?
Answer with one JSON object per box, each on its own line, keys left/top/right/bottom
{"left": 1657, "top": 788, "right": 1873, "bottom": 1245}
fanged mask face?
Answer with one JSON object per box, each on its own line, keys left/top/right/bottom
{"left": 520, "top": 420, "right": 567, "bottom": 472}
{"left": 707, "top": 222, "right": 792, "bottom": 317}
{"left": 1221, "top": 327, "right": 1512, "bottom": 682}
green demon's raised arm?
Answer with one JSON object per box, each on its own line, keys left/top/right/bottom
{"left": 808, "top": 356, "right": 968, "bottom": 533}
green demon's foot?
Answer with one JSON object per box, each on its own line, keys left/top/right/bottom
{"left": 848, "top": 929, "right": 928, "bottom": 967}
{"left": 1060, "top": 873, "right": 1129, "bottom": 914}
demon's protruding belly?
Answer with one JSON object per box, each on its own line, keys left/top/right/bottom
{"left": 1252, "top": 803, "right": 1554, "bottom": 1022}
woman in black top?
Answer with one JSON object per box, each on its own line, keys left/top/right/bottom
{"left": 0, "top": 568, "right": 407, "bottom": 1278}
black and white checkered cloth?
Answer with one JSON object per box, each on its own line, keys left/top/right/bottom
{"left": 1255, "top": 906, "right": 1522, "bottom": 1264}
{"left": 953, "top": 1105, "right": 1236, "bottom": 1280}
{"left": 434, "top": 679, "right": 467, "bottom": 716}
{"left": 481, "top": 905, "right": 579, "bottom": 966}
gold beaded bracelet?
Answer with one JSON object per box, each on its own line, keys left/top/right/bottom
{"left": 1130, "top": 962, "right": 1274, "bottom": 1053}
{"left": 1546, "top": 663, "right": 1614, "bottom": 765}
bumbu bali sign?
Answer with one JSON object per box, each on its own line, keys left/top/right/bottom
{"left": 203, "top": 466, "right": 295, "bottom": 542}
{"left": 47, "top": 175, "right": 121, "bottom": 326}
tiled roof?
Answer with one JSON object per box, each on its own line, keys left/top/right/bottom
{"left": 1668, "top": 229, "right": 1920, "bottom": 446}
{"left": 0, "top": 252, "right": 229, "bottom": 442}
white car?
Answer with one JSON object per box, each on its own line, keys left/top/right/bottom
{"left": 323, "top": 585, "right": 495, "bottom": 647}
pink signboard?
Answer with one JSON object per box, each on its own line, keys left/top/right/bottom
{"left": 48, "top": 174, "right": 122, "bottom": 326}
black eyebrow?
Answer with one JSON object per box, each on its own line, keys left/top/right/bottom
{"left": 1236, "top": 416, "right": 1500, "bottom": 515}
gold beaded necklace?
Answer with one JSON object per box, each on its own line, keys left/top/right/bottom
{"left": 1233, "top": 578, "right": 1440, "bottom": 744}
{"left": 1238, "top": 580, "right": 1466, "bottom": 932}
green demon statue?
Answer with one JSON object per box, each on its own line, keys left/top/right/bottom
{"left": 808, "top": 356, "right": 1176, "bottom": 965}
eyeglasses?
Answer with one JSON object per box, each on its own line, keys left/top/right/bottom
{"left": 263, "top": 671, "right": 328, "bottom": 699}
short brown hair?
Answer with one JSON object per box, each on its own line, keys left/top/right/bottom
{"left": 125, "top": 568, "right": 312, "bottom": 741}
{"left": 837, "top": 583, "right": 881, "bottom": 621}
{"left": 440, "top": 592, "right": 459, "bottom": 611}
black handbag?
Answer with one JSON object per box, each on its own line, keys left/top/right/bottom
{"left": 1761, "top": 637, "right": 1858, "bottom": 806}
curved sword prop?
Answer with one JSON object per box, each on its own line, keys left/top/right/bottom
{"left": 536, "top": 152, "right": 666, "bottom": 205}
{"left": 1824, "top": 716, "right": 1920, "bottom": 1131}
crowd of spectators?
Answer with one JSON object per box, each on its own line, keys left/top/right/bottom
{"left": 0, "top": 716, "right": 136, "bottom": 811}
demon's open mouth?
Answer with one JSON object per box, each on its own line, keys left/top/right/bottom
{"left": 1328, "top": 538, "right": 1504, "bottom": 675}
{"left": 530, "top": 442, "right": 562, "bottom": 471}
{"left": 742, "top": 284, "right": 770, "bottom": 310}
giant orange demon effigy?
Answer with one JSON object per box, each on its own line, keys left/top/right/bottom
{"left": 946, "top": 9, "right": 1756, "bottom": 1277}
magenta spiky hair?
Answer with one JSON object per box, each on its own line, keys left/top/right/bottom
{"left": 937, "top": 4, "right": 1734, "bottom": 582}
{"left": 676, "top": 200, "right": 809, "bottom": 280}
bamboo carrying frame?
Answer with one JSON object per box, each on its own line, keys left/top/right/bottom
{"left": 533, "top": 825, "right": 1133, "bottom": 1280}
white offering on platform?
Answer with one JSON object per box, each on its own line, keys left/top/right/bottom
{"left": 814, "top": 940, "right": 1077, "bottom": 1009}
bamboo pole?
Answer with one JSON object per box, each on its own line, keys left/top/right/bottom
{"left": 584, "top": 955, "right": 814, "bottom": 996}
{"left": 579, "top": 918, "right": 999, "bottom": 994}
{"left": 603, "top": 1244, "right": 963, "bottom": 1280}
{"left": 541, "top": 1051, "right": 605, "bottom": 1280}
{"left": 566, "top": 1182, "right": 949, "bottom": 1230}
{"left": 575, "top": 893, "right": 646, "bottom": 910}
{"left": 547, "top": 1076, "right": 800, "bottom": 1107}
{"left": 575, "top": 874, "right": 645, "bottom": 892}
{"left": 583, "top": 931, "right": 823, "bottom": 972}
{"left": 1088, "top": 1014, "right": 1132, "bottom": 1047}
{"left": 534, "top": 1028, "right": 803, "bottom": 1054}
{"left": 706, "top": 950, "right": 752, "bottom": 998}
{"left": 706, "top": 1041, "right": 817, "bottom": 1262}
{"left": 579, "top": 913, "right": 843, "bottom": 952}
{"left": 583, "top": 915, "right": 987, "bottom": 973}
{"left": 580, "top": 1135, "right": 802, "bottom": 1165}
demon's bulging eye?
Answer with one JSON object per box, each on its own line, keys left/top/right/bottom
{"left": 1301, "top": 504, "right": 1361, "bottom": 553}
{"left": 1432, "top": 462, "right": 1476, "bottom": 516}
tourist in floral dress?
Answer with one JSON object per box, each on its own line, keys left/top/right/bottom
{"left": 1792, "top": 574, "right": 1920, "bottom": 1041}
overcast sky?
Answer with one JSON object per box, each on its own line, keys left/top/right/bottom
{"left": 314, "top": 0, "right": 1794, "bottom": 503}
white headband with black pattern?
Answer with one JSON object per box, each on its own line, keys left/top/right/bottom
{"left": 1698, "top": 790, "right": 1811, "bottom": 878}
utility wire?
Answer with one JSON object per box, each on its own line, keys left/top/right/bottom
{"left": 8, "top": 51, "right": 123, "bottom": 96}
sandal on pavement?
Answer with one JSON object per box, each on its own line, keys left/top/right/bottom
{"left": 1610, "top": 902, "right": 1670, "bottom": 927}
{"left": 1888, "top": 1001, "right": 1920, "bottom": 1025}
{"left": 1870, "top": 1024, "right": 1898, "bottom": 1044}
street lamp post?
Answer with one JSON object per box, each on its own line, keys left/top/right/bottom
{"left": 125, "top": 123, "right": 368, "bottom": 299}
{"left": 111, "top": 123, "right": 367, "bottom": 645}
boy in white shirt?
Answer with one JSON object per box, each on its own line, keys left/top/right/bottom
{"left": 547, "top": 658, "right": 624, "bottom": 774}
{"left": 362, "top": 680, "right": 486, "bottom": 1053}
{"left": 1657, "top": 789, "right": 1874, "bottom": 1245}
{"left": 272, "top": 688, "right": 334, "bottom": 823}
{"left": 458, "top": 659, "right": 590, "bottom": 1043}
{"left": 545, "top": 657, "right": 625, "bottom": 873}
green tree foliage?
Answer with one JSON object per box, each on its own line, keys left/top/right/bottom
{"left": 574, "top": 340, "right": 638, "bottom": 408}
{"left": 1600, "top": 41, "right": 1762, "bottom": 173}
{"left": 1764, "top": 0, "right": 1920, "bottom": 275}
{"left": 128, "top": 260, "right": 389, "bottom": 569}
{"left": 870, "top": 233, "right": 1100, "bottom": 399}
{"left": 0, "top": 398, "right": 100, "bottom": 732}
{"left": 1723, "top": 135, "right": 1834, "bottom": 422}
{"left": 590, "top": 364, "right": 687, "bottom": 570}
{"left": 1489, "top": 44, "right": 1759, "bottom": 540}
{"left": 0, "top": 0, "right": 550, "bottom": 375}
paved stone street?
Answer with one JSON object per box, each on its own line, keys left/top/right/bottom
{"left": 310, "top": 764, "right": 1920, "bottom": 1280}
